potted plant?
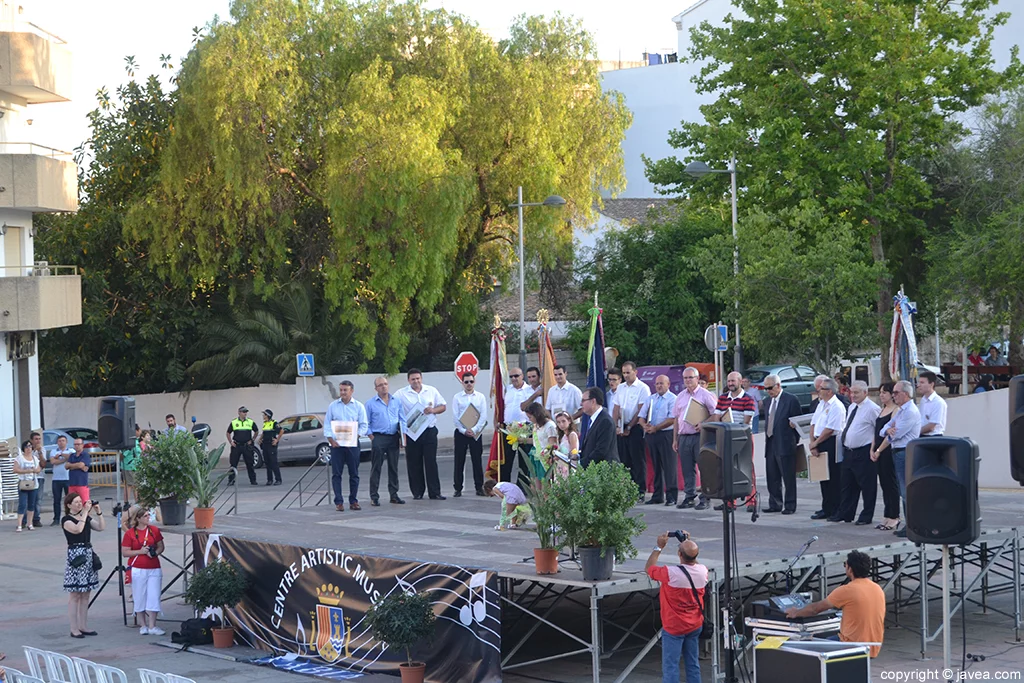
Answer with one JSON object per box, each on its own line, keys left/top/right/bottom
{"left": 183, "top": 559, "right": 249, "bottom": 648}
{"left": 525, "top": 471, "right": 565, "bottom": 575}
{"left": 550, "top": 460, "right": 646, "bottom": 581}
{"left": 365, "top": 591, "right": 437, "bottom": 683}
{"left": 136, "top": 430, "right": 198, "bottom": 525}
{"left": 185, "top": 443, "right": 229, "bottom": 529}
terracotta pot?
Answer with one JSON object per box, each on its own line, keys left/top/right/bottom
{"left": 212, "top": 626, "right": 235, "bottom": 648}
{"left": 193, "top": 507, "right": 215, "bottom": 529}
{"left": 533, "top": 548, "right": 559, "bottom": 575}
{"left": 399, "top": 662, "right": 426, "bottom": 683}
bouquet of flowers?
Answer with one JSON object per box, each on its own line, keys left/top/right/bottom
{"left": 502, "top": 421, "right": 533, "bottom": 449}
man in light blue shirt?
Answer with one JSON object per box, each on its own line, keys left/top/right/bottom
{"left": 364, "top": 376, "right": 405, "bottom": 506}
{"left": 640, "top": 375, "right": 677, "bottom": 506}
{"left": 873, "top": 380, "right": 921, "bottom": 538}
{"left": 49, "top": 434, "right": 73, "bottom": 526}
{"left": 323, "top": 380, "right": 369, "bottom": 511}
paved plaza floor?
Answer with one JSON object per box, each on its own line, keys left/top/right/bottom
{"left": 2, "top": 449, "right": 1023, "bottom": 681}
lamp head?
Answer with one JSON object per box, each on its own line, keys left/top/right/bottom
{"left": 542, "top": 195, "right": 566, "bottom": 207}
{"left": 685, "top": 160, "right": 712, "bottom": 178}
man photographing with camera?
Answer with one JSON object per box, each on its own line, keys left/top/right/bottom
{"left": 646, "top": 530, "right": 708, "bottom": 683}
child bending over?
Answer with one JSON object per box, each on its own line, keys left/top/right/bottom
{"left": 483, "top": 479, "right": 531, "bottom": 530}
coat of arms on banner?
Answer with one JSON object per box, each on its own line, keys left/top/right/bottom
{"left": 311, "top": 584, "right": 351, "bottom": 662}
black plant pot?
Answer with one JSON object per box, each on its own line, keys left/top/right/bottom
{"left": 159, "top": 497, "right": 188, "bottom": 526}
{"left": 579, "top": 546, "right": 615, "bottom": 581}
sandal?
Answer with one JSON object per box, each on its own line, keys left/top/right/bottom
{"left": 876, "top": 518, "right": 900, "bottom": 531}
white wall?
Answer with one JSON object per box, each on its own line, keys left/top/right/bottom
{"left": 747, "top": 389, "right": 1017, "bottom": 491}
{"left": 43, "top": 369, "right": 496, "bottom": 450}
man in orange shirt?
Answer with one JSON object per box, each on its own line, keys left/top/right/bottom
{"left": 785, "top": 549, "right": 886, "bottom": 657}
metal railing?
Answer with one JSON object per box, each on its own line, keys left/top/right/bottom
{"left": 0, "top": 264, "right": 79, "bottom": 276}
{"left": 0, "top": 20, "right": 68, "bottom": 44}
{"left": 0, "top": 142, "right": 74, "bottom": 160}
{"left": 274, "top": 458, "right": 333, "bottom": 509}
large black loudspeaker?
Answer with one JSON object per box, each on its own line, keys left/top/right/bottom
{"left": 905, "top": 437, "right": 980, "bottom": 545}
{"left": 1010, "top": 375, "right": 1024, "bottom": 486}
{"left": 698, "top": 422, "right": 753, "bottom": 500}
{"left": 98, "top": 396, "right": 136, "bottom": 450}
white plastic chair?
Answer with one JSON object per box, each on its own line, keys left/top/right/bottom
{"left": 22, "top": 648, "right": 79, "bottom": 683}
{"left": 137, "top": 671, "right": 195, "bottom": 683}
{"left": 71, "top": 659, "right": 127, "bottom": 683}
{"left": 7, "top": 668, "right": 47, "bottom": 683}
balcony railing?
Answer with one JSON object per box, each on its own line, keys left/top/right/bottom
{"left": 0, "top": 265, "right": 82, "bottom": 332}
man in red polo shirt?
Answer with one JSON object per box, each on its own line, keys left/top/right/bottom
{"left": 646, "top": 531, "right": 707, "bottom": 683}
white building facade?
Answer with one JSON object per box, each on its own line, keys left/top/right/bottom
{"left": 0, "top": 1, "right": 79, "bottom": 446}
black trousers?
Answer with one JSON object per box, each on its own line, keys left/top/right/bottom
{"left": 229, "top": 441, "right": 256, "bottom": 483}
{"left": 500, "top": 439, "right": 533, "bottom": 489}
{"left": 647, "top": 430, "right": 677, "bottom": 502}
{"left": 836, "top": 445, "right": 877, "bottom": 522}
{"left": 764, "top": 441, "right": 797, "bottom": 512}
{"left": 369, "top": 433, "right": 401, "bottom": 501}
{"left": 453, "top": 431, "right": 484, "bottom": 493}
{"left": 875, "top": 445, "right": 901, "bottom": 519}
{"left": 406, "top": 427, "right": 441, "bottom": 498}
{"left": 817, "top": 437, "right": 840, "bottom": 516}
{"left": 621, "top": 424, "right": 647, "bottom": 495}
{"left": 262, "top": 442, "right": 282, "bottom": 483}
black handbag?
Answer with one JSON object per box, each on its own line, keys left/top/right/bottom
{"left": 92, "top": 550, "right": 103, "bottom": 572}
{"left": 171, "top": 617, "right": 216, "bottom": 647}
{"left": 678, "top": 564, "right": 713, "bottom": 640}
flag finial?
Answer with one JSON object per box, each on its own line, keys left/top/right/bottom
{"left": 537, "top": 309, "right": 550, "bottom": 325}
{"left": 493, "top": 314, "right": 501, "bottom": 328}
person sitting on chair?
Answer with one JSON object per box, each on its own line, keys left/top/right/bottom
{"left": 785, "top": 549, "right": 885, "bottom": 657}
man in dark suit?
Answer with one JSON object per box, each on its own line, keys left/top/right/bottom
{"left": 580, "top": 387, "right": 619, "bottom": 467}
{"left": 761, "top": 374, "right": 803, "bottom": 514}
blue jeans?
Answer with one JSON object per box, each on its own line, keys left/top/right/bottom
{"left": 662, "top": 626, "right": 702, "bottom": 683}
{"left": 892, "top": 448, "right": 907, "bottom": 515}
{"left": 331, "top": 446, "right": 361, "bottom": 505}
{"left": 17, "top": 488, "right": 39, "bottom": 524}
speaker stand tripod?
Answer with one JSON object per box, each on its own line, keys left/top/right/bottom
{"left": 89, "top": 502, "right": 129, "bottom": 626}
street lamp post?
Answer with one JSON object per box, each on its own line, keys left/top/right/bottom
{"left": 509, "top": 187, "right": 567, "bottom": 372}
{"left": 686, "top": 156, "right": 743, "bottom": 372}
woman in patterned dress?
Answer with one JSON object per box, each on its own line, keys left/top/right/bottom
{"left": 62, "top": 491, "right": 105, "bottom": 638}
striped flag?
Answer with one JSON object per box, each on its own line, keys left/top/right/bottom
{"left": 485, "top": 320, "right": 509, "bottom": 481}
{"left": 579, "top": 303, "right": 606, "bottom": 442}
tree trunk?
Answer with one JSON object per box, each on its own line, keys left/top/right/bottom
{"left": 869, "top": 228, "right": 893, "bottom": 383}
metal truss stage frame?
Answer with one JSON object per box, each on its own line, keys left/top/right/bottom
{"left": 499, "top": 527, "right": 1024, "bottom": 682}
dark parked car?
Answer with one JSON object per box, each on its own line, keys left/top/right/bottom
{"left": 273, "top": 413, "right": 373, "bottom": 465}
{"left": 744, "top": 365, "right": 819, "bottom": 412}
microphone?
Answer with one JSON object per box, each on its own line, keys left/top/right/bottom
{"left": 807, "top": 535, "right": 819, "bottom": 545}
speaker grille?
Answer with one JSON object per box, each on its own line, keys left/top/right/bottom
{"left": 907, "top": 475, "right": 965, "bottom": 540}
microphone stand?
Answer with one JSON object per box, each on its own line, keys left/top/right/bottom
{"left": 784, "top": 538, "right": 817, "bottom": 594}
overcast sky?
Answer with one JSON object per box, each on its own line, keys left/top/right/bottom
{"left": 30, "top": 0, "right": 689, "bottom": 154}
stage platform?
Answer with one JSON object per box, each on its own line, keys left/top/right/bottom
{"left": 161, "top": 480, "right": 1024, "bottom": 682}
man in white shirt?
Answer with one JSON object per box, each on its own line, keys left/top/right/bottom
{"left": 49, "top": 434, "right": 73, "bottom": 526}
{"left": 396, "top": 368, "right": 448, "bottom": 500}
{"left": 501, "top": 367, "right": 536, "bottom": 483}
{"left": 640, "top": 375, "right": 677, "bottom": 506}
{"left": 545, "top": 365, "right": 583, "bottom": 418}
{"left": 832, "top": 381, "right": 882, "bottom": 524}
{"left": 453, "top": 372, "right": 488, "bottom": 497}
{"left": 916, "top": 371, "right": 947, "bottom": 436}
{"left": 809, "top": 379, "right": 847, "bottom": 520}
{"left": 619, "top": 361, "right": 652, "bottom": 501}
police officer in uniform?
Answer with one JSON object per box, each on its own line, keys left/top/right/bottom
{"left": 227, "top": 407, "right": 261, "bottom": 485}
{"left": 261, "top": 409, "right": 284, "bottom": 486}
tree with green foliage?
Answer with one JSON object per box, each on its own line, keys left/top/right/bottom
{"left": 35, "top": 58, "right": 213, "bottom": 396}
{"left": 926, "top": 90, "right": 1024, "bottom": 368}
{"left": 566, "top": 211, "right": 724, "bottom": 367}
{"left": 701, "top": 202, "right": 882, "bottom": 370}
{"left": 126, "top": 0, "right": 629, "bottom": 373}
{"left": 647, "top": 0, "right": 1020, "bottom": 379}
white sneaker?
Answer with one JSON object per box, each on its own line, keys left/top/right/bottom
{"left": 148, "top": 627, "right": 165, "bottom": 636}
{"left": 139, "top": 626, "right": 149, "bottom": 635}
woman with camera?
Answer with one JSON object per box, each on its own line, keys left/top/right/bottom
{"left": 13, "top": 440, "right": 42, "bottom": 531}
{"left": 122, "top": 505, "right": 166, "bottom": 635}
{"left": 62, "top": 492, "right": 105, "bottom": 637}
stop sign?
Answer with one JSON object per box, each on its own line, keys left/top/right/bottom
{"left": 454, "top": 351, "right": 480, "bottom": 380}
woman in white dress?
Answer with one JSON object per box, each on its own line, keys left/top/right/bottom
{"left": 553, "top": 412, "right": 580, "bottom": 479}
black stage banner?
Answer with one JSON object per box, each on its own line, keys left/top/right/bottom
{"left": 193, "top": 532, "right": 500, "bottom": 682}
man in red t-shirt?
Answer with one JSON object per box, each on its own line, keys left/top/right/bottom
{"left": 646, "top": 531, "right": 707, "bottom": 683}
{"left": 712, "top": 371, "right": 759, "bottom": 511}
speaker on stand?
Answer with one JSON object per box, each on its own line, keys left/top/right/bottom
{"left": 1010, "top": 375, "right": 1024, "bottom": 485}
{"left": 905, "top": 436, "right": 981, "bottom": 675}
{"left": 699, "top": 421, "right": 755, "bottom": 683}
{"left": 98, "top": 396, "right": 136, "bottom": 451}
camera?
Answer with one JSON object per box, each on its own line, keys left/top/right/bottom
{"left": 147, "top": 545, "right": 159, "bottom": 558}
{"left": 669, "top": 530, "right": 689, "bottom": 543}
{"left": 111, "top": 503, "right": 124, "bottom": 515}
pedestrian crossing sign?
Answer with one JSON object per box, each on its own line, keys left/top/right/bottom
{"left": 297, "top": 353, "right": 315, "bottom": 377}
